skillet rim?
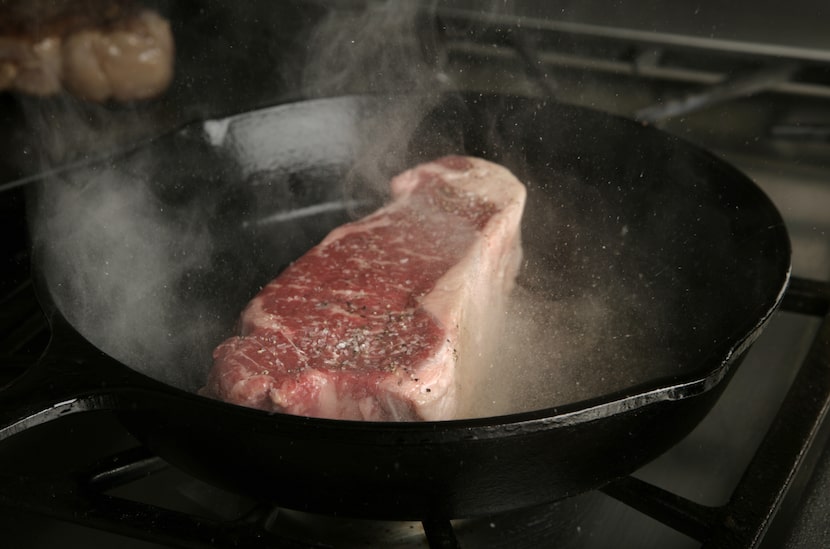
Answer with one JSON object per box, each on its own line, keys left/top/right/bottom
{"left": 30, "top": 92, "right": 793, "bottom": 439}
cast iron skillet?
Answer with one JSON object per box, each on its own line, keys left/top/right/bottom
{"left": 0, "top": 94, "right": 790, "bottom": 520}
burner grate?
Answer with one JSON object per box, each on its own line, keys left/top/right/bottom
{"left": 602, "top": 276, "right": 830, "bottom": 548}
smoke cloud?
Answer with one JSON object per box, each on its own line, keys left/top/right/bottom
{"left": 34, "top": 160, "right": 219, "bottom": 391}
{"left": 300, "top": 0, "right": 443, "bottom": 98}
{"left": 28, "top": 1, "right": 685, "bottom": 418}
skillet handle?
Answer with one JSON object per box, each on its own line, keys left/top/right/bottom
{"left": 0, "top": 351, "right": 131, "bottom": 442}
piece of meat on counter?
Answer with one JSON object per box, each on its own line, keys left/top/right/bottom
{"left": 0, "top": 1, "right": 173, "bottom": 101}
{"left": 202, "top": 156, "right": 527, "bottom": 421}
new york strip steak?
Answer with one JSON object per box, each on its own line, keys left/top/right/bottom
{"left": 202, "top": 156, "right": 527, "bottom": 420}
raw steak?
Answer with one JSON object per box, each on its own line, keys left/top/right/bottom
{"left": 202, "top": 155, "right": 526, "bottom": 420}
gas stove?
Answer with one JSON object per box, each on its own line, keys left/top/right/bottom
{"left": 2, "top": 2, "right": 830, "bottom": 547}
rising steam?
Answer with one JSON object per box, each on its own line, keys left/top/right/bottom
{"left": 35, "top": 162, "right": 219, "bottom": 391}
{"left": 300, "top": 0, "right": 442, "bottom": 97}
{"left": 29, "top": 1, "right": 681, "bottom": 417}
{"left": 298, "top": 0, "right": 454, "bottom": 207}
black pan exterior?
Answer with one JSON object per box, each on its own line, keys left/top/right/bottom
{"left": 116, "top": 373, "right": 731, "bottom": 519}
{"left": 24, "top": 94, "right": 790, "bottom": 518}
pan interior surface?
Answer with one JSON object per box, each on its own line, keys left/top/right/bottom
{"left": 33, "top": 94, "right": 790, "bottom": 421}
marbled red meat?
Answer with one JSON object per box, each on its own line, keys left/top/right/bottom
{"left": 202, "top": 156, "right": 527, "bottom": 421}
